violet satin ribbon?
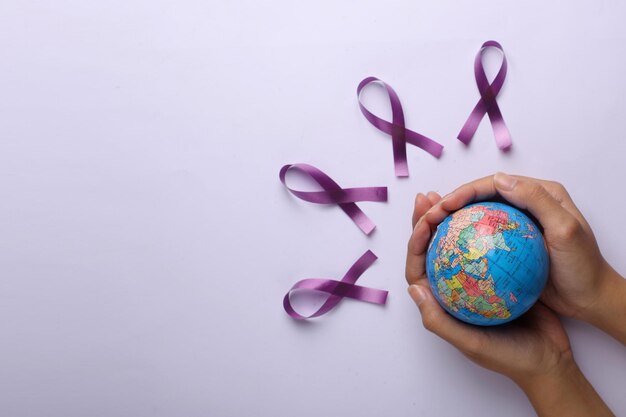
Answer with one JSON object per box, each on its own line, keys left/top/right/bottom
{"left": 458, "top": 40, "right": 512, "bottom": 150}
{"left": 283, "top": 250, "right": 388, "bottom": 320}
{"left": 279, "top": 163, "right": 387, "bottom": 235}
{"left": 357, "top": 77, "right": 444, "bottom": 177}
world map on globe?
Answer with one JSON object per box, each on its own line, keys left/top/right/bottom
{"left": 426, "top": 201, "right": 549, "bottom": 326}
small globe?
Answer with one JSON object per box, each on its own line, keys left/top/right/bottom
{"left": 426, "top": 201, "right": 549, "bottom": 326}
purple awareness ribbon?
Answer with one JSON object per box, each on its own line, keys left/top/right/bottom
{"left": 457, "top": 40, "right": 512, "bottom": 150}
{"left": 357, "top": 76, "right": 444, "bottom": 177}
{"left": 283, "top": 250, "right": 388, "bottom": 320}
{"left": 279, "top": 163, "right": 387, "bottom": 235}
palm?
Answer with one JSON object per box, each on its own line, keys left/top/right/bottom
{"left": 464, "top": 303, "right": 571, "bottom": 379}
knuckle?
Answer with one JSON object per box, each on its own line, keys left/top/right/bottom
{"left": 426, "top": 191, "right": 441, "bottom": 204}
{"left": 525, "top": 181, "right": 548, "bottom": 200}
{"left": 554, "top": 217, "right": 581, "bottom": 240}
{"left": 421, "top": 311, "right": 438, "bottom": 331}
{"left": 404, "top": 271, "right": 413, "bottom": 285}
{"left": 547, "top": 181, "right": 569, "bottom": 201}
{"left": 549, "top": 180, "right": 566, "bottom": 193}
{"left": 525, "top": 181, "right": 561, "bottom": 207}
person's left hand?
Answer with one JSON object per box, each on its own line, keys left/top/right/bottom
{"left": 406, "top": 192, "right": 573, "bottom": 384}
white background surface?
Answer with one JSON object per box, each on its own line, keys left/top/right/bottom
{"left": 1, "top": 1, "right": 626, "bottom": 416}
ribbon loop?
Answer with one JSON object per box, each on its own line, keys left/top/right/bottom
{"left": 283, "top": 250, "right": 388, "bottom": 320}
{"left": 458, "top": 40, "right": 512, "bottom": 150}
{"left": 279, "top": 163, "right": 387, "bottom": 235}
{"left": 357, "top": 77, "right": 444, "bottom": 177}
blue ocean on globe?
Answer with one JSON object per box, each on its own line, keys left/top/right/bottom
{"left": 425, "top": 201, "right": 549, "bottom": 326}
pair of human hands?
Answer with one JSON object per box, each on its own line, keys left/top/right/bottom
{"left": 406, "top": 173, "right": 625, "bottom": 394}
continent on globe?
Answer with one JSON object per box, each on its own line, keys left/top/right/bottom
{"left": 426, "top": 201, "right": 549, "bottom": 326}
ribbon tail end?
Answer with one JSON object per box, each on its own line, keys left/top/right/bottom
{"left": 497, "top": 136, "right": 513, "bottom": 151}
{"left": 456, "top": 132, "right": 473, "bottom": 145}
{"left": 362, "top": 224, "right": 376, "bottom": 235}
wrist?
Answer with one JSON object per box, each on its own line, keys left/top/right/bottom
{"left": 514, "top": 356, "right": 615, "bottom": 417}
{"left": 580, "top": 265, "right": 626, "bottom": 343}
{"left": 511, "top": 348, "right": 577, "bottom": 394}
{"left": 512, "top": 351, "right": 578, "bottom": 397}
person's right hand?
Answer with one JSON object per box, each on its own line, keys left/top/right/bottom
{"left": 420, "top": 173, "right": 626, "bottom": 341}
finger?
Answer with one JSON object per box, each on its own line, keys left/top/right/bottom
{"left": 423, "top": 179, "right": 496, "bottom": 229}
{"left": 412, "top": 191, "right": 442, "bottom": 230}
{"left": 501, "top": 175, "right": 584, "bottom": 223}
{"left": 423, "top": 192, "right": 444, "bottom": 228}
{"left": 530, "top": 179, "right": 589, "bottom": 230}
{"left": 440, "top": 173, "right": 585, "bottom": 225}
{"left": 412, "top": 193, "right": 430, "bottom": 229}
{"left": 423, "top": 201, "right": 454, "bottom": 231}
{"left": 408, "top": 282, "right": 485, "bottom": 354}
{"left": 439, "top": 173, "right": 581, "bottom": 240}
{"left": 406, "top": 217, "right": 432, "bottom": 285}
{"left": 426, "top": 191, "right": 441, "bottom": 206}
{"left": 491, "top": 173, "right": 582, "bottom": 241}
{"left": 438, "top": 174, "right": 566, "bottom": 213}
{"left": 439, "top": 174, "right": 497, "bottom": 213}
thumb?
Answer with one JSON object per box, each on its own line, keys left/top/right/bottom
{"left": 408, "top": 283, "right": 482, "bottom": 352}
{"left": 493, "top": 173, "right": 580, "bottom": 238}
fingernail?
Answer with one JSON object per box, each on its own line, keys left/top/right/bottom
{"left": 408, "top": 285, "right": 427, "bottom": 306}
{"left": 494, "top": 172, "right": 517, "bottom": 191}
